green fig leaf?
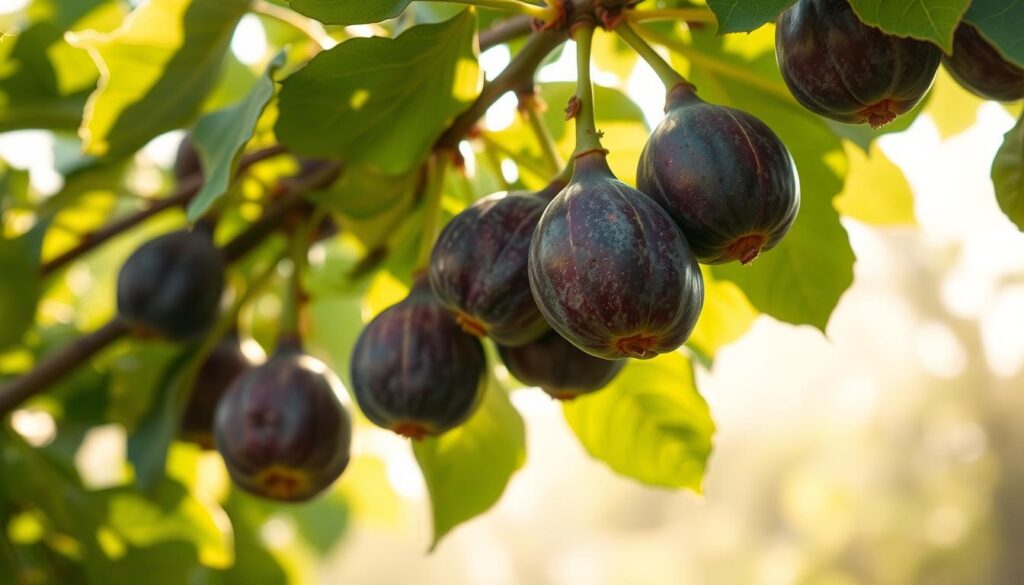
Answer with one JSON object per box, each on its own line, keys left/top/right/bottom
{"left": 993, "top": 113, "right": 1024, "bottom": 232}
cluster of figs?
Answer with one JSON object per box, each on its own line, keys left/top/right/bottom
{"left": 111, "top": 0, "right": 1023, "bottom": 503}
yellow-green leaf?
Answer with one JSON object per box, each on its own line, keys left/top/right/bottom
{"left": 834, "top": 141, "right": 915, "bottom": 225}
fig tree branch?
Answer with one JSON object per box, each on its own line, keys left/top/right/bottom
{"left": 40, "top": 145, "right": 287, "bottom": 277}
{"left": 479, "top": 15, "right": 533, "bottom": 50}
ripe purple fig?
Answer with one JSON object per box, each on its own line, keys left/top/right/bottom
{"left": 214, "top": 347, "right": 352, "bottom": 502}
{"left": 499, "top": 330, "right": 624, "bottom": 400}
{"left": 350, "top": 276, "right": 486, "bottom": 439}
{"left": 528, "top": 151, "right": 704, "bottom": 360}
{"left": 180, "top": 334, "right": 255, "bottom": 450}
{"left": 943, "top": 24, "right": 1024, "bottom": 102}
{"left": 117, "top": 228, "right": 225, "bottom": 341}
{"left": 637, "top": 84, "right": 800, "bottom": 264}
{"left": 429, "top": 189, "right": 550, "bottom": 346}
{"left": 776, "top": 0, "right": 940, "bottom": 127}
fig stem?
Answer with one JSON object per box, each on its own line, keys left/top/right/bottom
{"left": 414, "top": 154, "right": 450, "bottom": 271}
{"left": 615, "top": 22, "right": 691, "bottom": 93}
{"left": 637, "top": 25, "right": 793, "bottom": 101}
{"left": 280, "top": 216, "right": 313, "bottom": 348}
{"left": 625, "top": 7, "right": 717, "bottom": 24}
{"left": 571, "top": 23, "right": 606, "bottom": 156}
{"left": 519, "top": 92, "right": 564, "bottom": 174}
{"left": 439, "top": 0, "right": 555, "bottom": 21}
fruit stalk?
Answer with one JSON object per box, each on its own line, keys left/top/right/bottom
{"left": 251, "top": 0, "right": 334, "bottom": 51}
{"left": 624, "top": 8, "right": 717, "bottom": 24}
{"left": 615, "top": 22, "right": 691, "bottom": 95}
{"left": 571, "top": 22, "right": 605, "bottom": 156}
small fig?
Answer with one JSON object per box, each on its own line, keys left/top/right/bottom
{"left": 350, "top": 276, "right": 486, "bottom": 439}
{"left": 180, "top": 334, "right": 255, "bottom": 450}
{"left": 117, "top": 229, "right": 225, "bottom": 341}
{"left": 214, "top": 348, "right": 352, "bottom": 502}
{"left": 528, "top": 151, "right": 704, "bottom": 361}
{"left": 499, "top": 330, "right": 624, "bottom": 400}
{"left": 429, "top": 191, "right": 549, "bottom": 346}
{"left": 776, "top": 0, "right": 940, "bottom": 127}
{"left": 943, "top": 24, "right": 1024, "bottom": 102}
{"left": 637, "top": 84, "right": 800, "bottom": 264}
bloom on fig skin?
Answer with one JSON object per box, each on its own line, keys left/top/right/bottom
{"left": 775, "top": 0, "right": 940, "bottom": 128}
{"left": 429, "top": 191, "right": 550, "bottom": 346}
{"left": 350, "top": 275, "right": 486, "bottom": 439}
{"left": 943, "top": 24, "right": 1024, "bottom": 102}
{"left": 638, "top": 84, "right": 800, "bottom": 265}
{"left": 528, "top": 151, "right": 704, "bottom": 361}
{"left": 214, "top": 348, "right": 352, "bottom": 502}
{"left": 499, "top": 330, "right": 624, "bottom": 400}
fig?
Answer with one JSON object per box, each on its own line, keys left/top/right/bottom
{"left": 498, "top": 330, "right": 624, "bottom": 400}
{"left": 528, "top": 151, "right": 704, "bottom": 360}
{"left": 637, "top": 84, "right": 800, "bottom": 264}
{"left": 180, "top": 333, "right": 255, "bottom": 449}
{"left": 350, "top": 276, "right": 486, "bottom": 439}
{"left": 116, "top": 228, "right": 225, "bottom": 341}
{"left": 429, "top": 191, "right": 549, "bottom": 346}
{"left": 943, "top": 24, "right": 1024, "bottom": 102}
{"left": 776, "top": 0, "right": 940, "bottom": 127}
{"left": 214, "top": 347, "right": 352, "bottom": 502}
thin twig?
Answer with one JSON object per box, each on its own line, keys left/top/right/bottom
{"left": 479, "top": 15, "right": 533, "bottom": 50}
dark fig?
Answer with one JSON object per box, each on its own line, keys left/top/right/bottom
{"left": 499, "top": 330, "right": 624, "bottom": 400}
{"left": 528, "top": 151, "right": 704, "bottom": 360}
{"left": 181, "top": 334, "right": 255, "bottom": 449}
{"left": 943, "top": 24, "right": 1024, "bottom": 102}
{"left": 214, "top": 348, "right": 352, "bottom": 502}
{"left": 174, "top": 134, "right": 202, "bottom": 182}
{"left": 637, "top": 84, "right": 800, "bottom": 264}
{"left": 429, "top": 191, "right": 549, "bottom": 346}
{"left": 350, "top": 276, "right": 486, "bottom": 439}
{"left": 776, "top": 0, "right": 941, "bottom": 127}
{"left": 117, "top": 229, "right": 225, "bottom": 341}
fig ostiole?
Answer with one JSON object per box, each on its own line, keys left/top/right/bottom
{"left": 528, "top": 151, "right": 705, "bottom": 361}
{"left": 638, "top": 84, "right": 800, "bottom": 265}
{"left": 351, "top": 276, "right": 486, "bottom": 439}
{"left": 214, "top": 346, "right": 352, "bottom": 502}
{"left": 776, "top": 0, "right": 940, "bottom": 127}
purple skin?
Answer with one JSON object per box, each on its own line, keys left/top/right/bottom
{"left": 498, "top": 330, "right": 625, "bottom": 400}
{"left": 214, "top": 348, "right": 352, "bottom": 502}
{"left": 429, "top": 192, "right": 550, "bottom": 346}
{"left": 528, "top": 151, "right": 704, "bottom": 361}
{"left": 116, "top": 229, "right": 225, "bottom": 341}
{"left": 181, "top": 334, "right": 254, "bottom": 450}
{"left": 943, "top": 24, "right": 1024, "bottom": 102}
{"left": 637, "top": 84, "right": 800, "bottom": 265}
{"left": 776, "top": 0, "right": 940, "bottom": 127}
{"left": 350, "top": 276, "right": 486, "bottom": 439}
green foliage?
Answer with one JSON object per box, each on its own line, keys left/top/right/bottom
{"left": 993, "top": 114, "right": 1024, "bottom": 231}
{"left": 275, "top": 11, "right": 481, "bottom": 174}
{"left": 288, "top": 0, "right": 412, "bottom": 25}
{"left": 965, "top": 0, "right": 1024, "bottom": 67}
{"left": 74, "top": 0, "right": 250, "bottom": 157}
{"left": 0, "top": 0, "right": 1021, "bottom": 578}
{"left": 413, "top": 379, "right": 526, "bottom": 549}
{"left": 705, "top": 0, "right": 796, "bottom": 34}
{"left": 563, "top": 352, "right": 714, "bottom": 491}
{"left": 0, "top": 223, "right": 47, "bottom": 351}
{"left": 189, "top": 51, "right": 286, "bottom": 222}
{"left": 847, "top": 0, "right": 970, "bottom": 50}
